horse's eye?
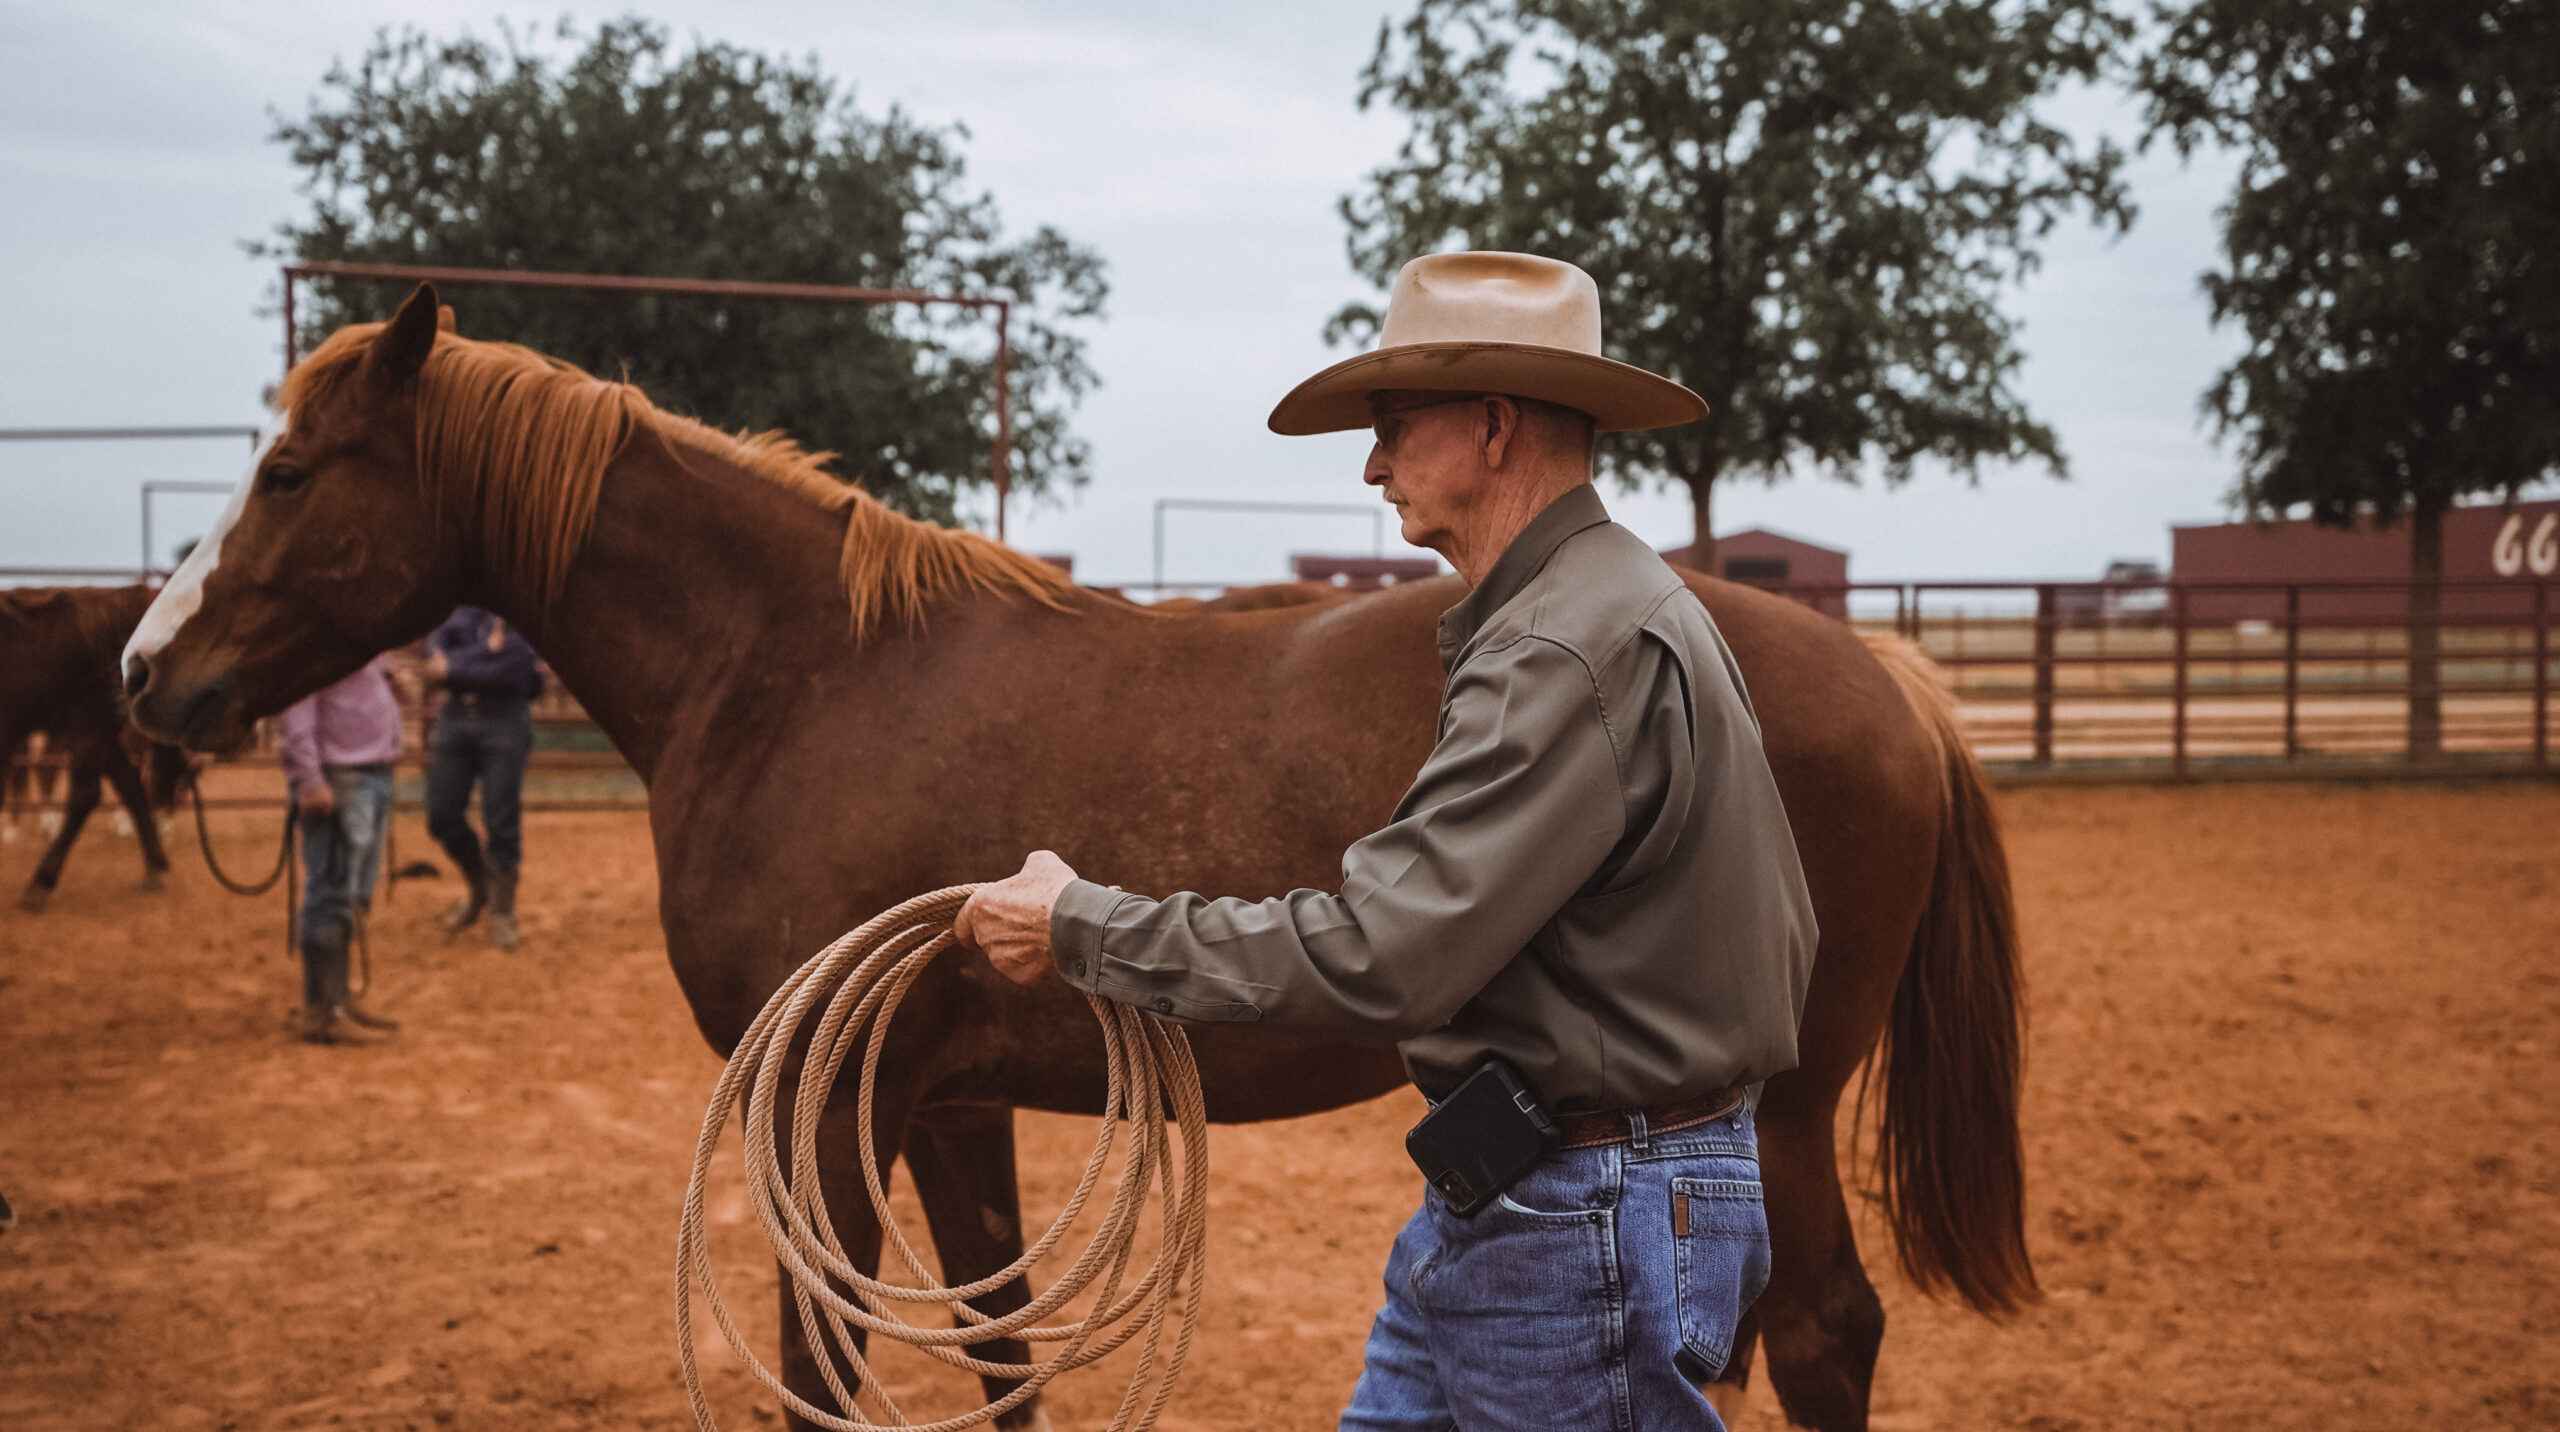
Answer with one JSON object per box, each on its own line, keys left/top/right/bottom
{"left": 260, "top": 464, "right": 311, "bottom": 494}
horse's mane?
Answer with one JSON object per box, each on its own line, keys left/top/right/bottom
{"left": 280, "top": 323, "right": 1077, "bottom": 636}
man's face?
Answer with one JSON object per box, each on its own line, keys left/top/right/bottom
{"left": 1363, "top": 392, "right": 1492, "bottom": 553}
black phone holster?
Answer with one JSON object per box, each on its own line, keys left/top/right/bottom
{"left": 1403, "top": 1056, "right": 1560, "bottom": 1217}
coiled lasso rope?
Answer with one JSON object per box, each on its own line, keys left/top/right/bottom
{"left": 678, "top": 885, "right": 1211, "bottom": 1432}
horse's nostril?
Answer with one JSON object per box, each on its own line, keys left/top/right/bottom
{"left": 123, "top": 656, "right": 151, "bottom": 700}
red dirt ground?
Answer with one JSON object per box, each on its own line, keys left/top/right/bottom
{"left": 2, "top": 783, "right": 2555, "bottom": 1430}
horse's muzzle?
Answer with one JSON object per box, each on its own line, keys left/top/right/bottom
{"left": 127, "top": 660, "right": 240, "bottom": 752}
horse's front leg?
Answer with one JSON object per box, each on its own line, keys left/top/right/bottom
{"left": 779, "top": 1075, "right": 921, "bottom": 1432}
{"left": 905, "top": 1103, "right": 1050, "bottom": 1432}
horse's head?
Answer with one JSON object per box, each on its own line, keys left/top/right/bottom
{"left": 125, "top": 284, "right": 457, "bottom": 749}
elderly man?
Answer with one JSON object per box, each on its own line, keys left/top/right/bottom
{"left": 958, "top": 252, "right": 1815, "bottom": 1430}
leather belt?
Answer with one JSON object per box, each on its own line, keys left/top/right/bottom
{"left": 1555, "top": 1085, "right": 1746, "bottom": 1151}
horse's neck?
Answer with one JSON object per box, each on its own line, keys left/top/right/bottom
{"left": 511, "top": 426, "right": 852, "bottom": 780}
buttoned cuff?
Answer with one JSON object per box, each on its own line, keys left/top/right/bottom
{"left": 1048, "top": 878, "right": 1133, "bottom": 992}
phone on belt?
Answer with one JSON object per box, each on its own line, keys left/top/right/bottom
{"left": 1404, "top": 1055, "right": 1559, "bottom": 1217}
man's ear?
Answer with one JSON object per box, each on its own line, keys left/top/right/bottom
{"left": 1477, "top": 395, "right": 1521, "bottom": 468}
{"left": 362, "top": 283, "right": 442, "bottom": 392}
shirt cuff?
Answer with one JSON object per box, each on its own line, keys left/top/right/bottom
{"left": 1048, "top": 878, "right": 1134, "bottom": 992}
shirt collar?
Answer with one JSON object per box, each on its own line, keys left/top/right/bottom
{"left": 1435, "top": 483, "right": 1613, "bottom": 668}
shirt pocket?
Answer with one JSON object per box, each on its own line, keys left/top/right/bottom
{"left": 1669, "top": 1176, "right": 1772, "bottom": 1383}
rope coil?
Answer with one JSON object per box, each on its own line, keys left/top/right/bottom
{"left": 679, "top": 885, "right": 1211, "bottom": 1432}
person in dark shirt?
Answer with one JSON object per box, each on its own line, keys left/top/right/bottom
{"left": 424, "top": 606, "right": 541, "bottom": 950}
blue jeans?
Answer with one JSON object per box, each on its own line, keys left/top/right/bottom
{"left": 1341, "top": 1100, "right": 1768, "bottom": 1432}
{"left": 297, "top": 763, "right": 392, "bottom": 1007}
{"left": 425, "top": 701, "right": 532, "bottom": 877}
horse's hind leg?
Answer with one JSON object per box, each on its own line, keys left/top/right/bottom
{"left": 905, "top": 1104, "right": 1051, "bottom": 1432}
{"left": 20, "top": 760, "right": 104, "bottom": 912}
{"left": 1745, "top": 1077, "right": 1884, "bottom": 1432}
{"left": 101, "top": 745, "right": 169, "bottom": 890}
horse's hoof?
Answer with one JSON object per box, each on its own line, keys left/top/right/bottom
{"left": 16, "top": 886, "right": 49, "bottom": 914}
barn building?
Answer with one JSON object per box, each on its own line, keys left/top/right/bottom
{"left": 1291, "top": 554, "right": 1442, "bottom": 592}
{"left": 2171, "top": 497, "right": 2559, "bottom": 623}
{"left": 1658, "top": 527, "right": 1851, "bottom": 617}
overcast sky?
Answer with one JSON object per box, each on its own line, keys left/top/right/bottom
{"left": 5, "top": 0, "right": 2281, "bottom": 585}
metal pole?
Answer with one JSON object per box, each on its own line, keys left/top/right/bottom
{"left": 2032, "top": 584, "right": 2056, "bottom": 764}
{"left": 2173, "top": 584, "right": 2191, "bottom": 779}
{"left": 992, "top": 300, "right": 1011, "bottom": 544}
{"left": 2284, "top": 585, "right": 2301, "bottom": 759}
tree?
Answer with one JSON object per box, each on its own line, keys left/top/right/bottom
{"left": 2141, "top": 0, "right": 2560, "bottom": 757}
{"left": 258, "top": 17, "right": 1107, "bottom": 526}
{"left": 1333, "top": 0, "right": 2132, "bottom": 569}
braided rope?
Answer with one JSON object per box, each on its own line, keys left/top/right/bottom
{"left": 678, "top": 885, "right": 1211, "bottom": 1432}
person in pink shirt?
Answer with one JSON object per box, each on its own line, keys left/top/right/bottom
{"left": 274, "top": 654, "right": 403, "bottom": 1045}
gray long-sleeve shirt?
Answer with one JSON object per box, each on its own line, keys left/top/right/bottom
{"left": 1049, "top": 484, "right": 1816, "bottom": 1113}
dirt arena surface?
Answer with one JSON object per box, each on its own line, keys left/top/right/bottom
{"left": 3, "top": 783, "right": 2555, "bottom": 1430}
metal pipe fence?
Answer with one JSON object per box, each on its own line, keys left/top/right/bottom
{"left": 10, "top": 571, "right": 2552, "bottom": 799}
{"left": 1760, "top": 577, "right": 2555, "bottom": 778}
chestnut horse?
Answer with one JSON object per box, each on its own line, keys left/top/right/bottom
{"left": 2, "top": 584, "right": 186, "bottom": 911}
{"left": 124, "top": 287, "right": 2028, "bottom": 1432}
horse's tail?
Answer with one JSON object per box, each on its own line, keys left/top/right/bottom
{"left": 1861, "top": 634, "right": 2038, "bottom": 1315}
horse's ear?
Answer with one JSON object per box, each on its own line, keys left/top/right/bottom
{"left": 437, "top": 305, "right": 457, "bottom": 334}
{"left": 363, "top": 283, "right": 442, "bottom": 392}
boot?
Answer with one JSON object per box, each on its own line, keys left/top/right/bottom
{"left": 442, "top": 845, "right": 490, "bottom": 934}
{"left": 295, "top": 924, "right": 388, "bottom": 1045}
{"left": 486, "top": 868, "right": 520, "bottom": 952}
{"left": 296, "top": 1004, "right": 393, "bottom": 1046}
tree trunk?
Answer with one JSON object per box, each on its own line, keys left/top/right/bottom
{"left": 2408, "top": 499, "right": 2445, "bottom": 760}
{"left": 1677, "top": 466, "right": 1719, "bottom": 573}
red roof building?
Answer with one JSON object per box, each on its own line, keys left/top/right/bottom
{"left": 1658, "top": 528, "right": 1851, "bottom": 617}
{"left": 2171, "top": 498, "right": 2558, "bottom": 623}
{"left": 1291, "top": 554, "right": 1444, "bottom": 592}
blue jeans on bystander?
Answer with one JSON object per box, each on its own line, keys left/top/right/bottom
{"left": 425, "top": 700, "right": 532, "bottom": 878}
{"left": 296, "top": 762, "right": 392, "bottom": 1009}
{"left": 1340, "top": 1098, "right": 1769, "bottom": 1432}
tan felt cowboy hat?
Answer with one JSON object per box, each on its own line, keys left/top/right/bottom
{"left": 1268, "top": 251, "right": 1708, "bottom": 436}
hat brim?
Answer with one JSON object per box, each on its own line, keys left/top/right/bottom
{"left": 1267, "top": 341, "right": 1708, "bottom": 436}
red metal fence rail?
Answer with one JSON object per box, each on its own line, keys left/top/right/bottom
{"left": 9, "top": 569, "right": 2551, "bottom": 802}
{"left": 1760, "top": 576, "right": 2555, "bottom": 778}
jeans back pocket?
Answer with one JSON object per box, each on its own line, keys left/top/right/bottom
{"left": 1669, "top": 1176, "right": 1771, "bottom": 1383}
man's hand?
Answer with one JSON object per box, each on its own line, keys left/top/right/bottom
{"left": 296, "top": 782, "right": 336, "bottom": 817}
{"left": 954, "top": 851, "right": 1080, "bottom": 986}
{"left": 423, "top": 651, "right": 450, "bottom": 682}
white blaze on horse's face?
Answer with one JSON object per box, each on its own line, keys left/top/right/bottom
{"left": 124, "top": 410, "right": 290, "bottom": 669}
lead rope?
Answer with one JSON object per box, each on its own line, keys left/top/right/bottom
{"left": 677, "top": 885, "right": 1211, "bottom": 1432}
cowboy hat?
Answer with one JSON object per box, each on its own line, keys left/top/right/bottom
{"left": 1267, "top": 252, "right": 1708, "bottom": 436}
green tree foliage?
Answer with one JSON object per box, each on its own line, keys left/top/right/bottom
{"left": 1335, "top": 0, "right": 2132, "bottom": 566}
{"left": 2140, "top": 0, "right": 2560, "bottom": 754}
{"left": 258, "top": 17, "right": 1107, "bottom": 525}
